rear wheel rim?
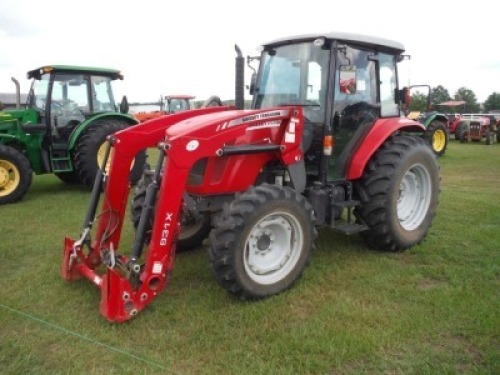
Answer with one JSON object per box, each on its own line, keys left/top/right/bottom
{"left": 397, "top": 164, "right": 432, "bottom": 230}
{"left": 97, "top": 141, "right": 113, "bottom": 172}
{"left": 98, "top": 141, "right": 135, "bottom": 172}
{"left": 0, "top": 159, "right": 20, "bottom": 197}
{"left": 432, "top": 129, "right": 446, "bottom": 152}
{"left": 244, "top": 210, "right": 303, "bottom": 285}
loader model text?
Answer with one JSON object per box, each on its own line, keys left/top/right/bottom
{"left": 160, "top": 212, "right": 174, "bottom": 246}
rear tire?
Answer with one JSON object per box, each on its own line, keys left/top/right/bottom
{"left": 0, "top": 145, "right": 32, "bottom": 205}
{"left": 74, "top": 119, "right": 146, "bottom": 189}
{"left": 201, "top": 95, "right": 223, "bottom": 107}
{"left": 209, "top": 184, "right": 316, "bottom": 299}
{"left": 55, "top": 171, "right": 81, "bottom": 184}
{"left": 423, "top": 120, "right": 448, "bottom": 156}
{"left": 485, "top": 128, "right": 492, "bottom": 145}
{"left": 455, "top": 122, "right": 468, "bottom": 143}
{"left": 354, "top": 135, "right": 439, "bottom": 251}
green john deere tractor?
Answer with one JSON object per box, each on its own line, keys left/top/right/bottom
{"left": 406, "top": 85, "right": 449, "bottom": 157}
{"left": 0, "top": 65, "right": 146, "bottom": 205}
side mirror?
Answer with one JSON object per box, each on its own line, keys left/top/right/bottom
{"left": 398, "top": 87, "right": 411, "bottom": 104}
{"left": 119, "top": 95, "right": 129, "bottom": 114}
{"left": 339, "top": 66, "right": 357, "bottom": 95}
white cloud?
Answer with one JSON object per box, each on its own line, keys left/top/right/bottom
{"left": 1, "top": 0, "right": 498, "bottom": 103}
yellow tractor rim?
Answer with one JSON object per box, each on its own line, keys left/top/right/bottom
{"left": 0, "top": 159, "right": 20, "bottom": 197}
{"left": 432, "top": 129, "right": 446, "bottom": 152}
{"left": 97, "top": 141, "right": 135, "bottom": 172}
{"left": 97, "top": 141, "right": 113, "bottom": 172}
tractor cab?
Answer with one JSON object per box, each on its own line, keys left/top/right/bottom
{"left": 164, "top": 95, "right": 196, "bottom": 114}
{"left": 250, "top": 33, "right": 403, "bottom": 180}
{"left": 26, "top": 66, "right": 124, "bottom": 141}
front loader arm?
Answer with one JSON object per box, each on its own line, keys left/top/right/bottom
{"left": 61, "top": 106, "right": 304, "bottom": 322}
{"left": 61, "top": 106, "right": 232, "bottom": 322}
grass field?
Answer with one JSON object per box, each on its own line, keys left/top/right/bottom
{"left": 1, "top": 141, "right": 499, "bottom": 374}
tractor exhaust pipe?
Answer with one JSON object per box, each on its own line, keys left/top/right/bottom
{"left": 11, "top": 77, "right": 21, "bottom": 109}
{"left": 235, "top": 44, "right": 245, "bottom": 110}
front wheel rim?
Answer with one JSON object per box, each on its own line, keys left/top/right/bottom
{"left": 432, "top": 129, "right": 446, "bottom": 152}
{"left": 244, "top": 211, "right": 303, "bottom": 285}
{"left": 397, "top": 164, "right": 432, "bottom": 231}
{"left": 0, "top": 159, "right": 20, "bottom": 197}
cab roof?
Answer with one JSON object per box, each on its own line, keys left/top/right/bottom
{"left": 27, "top": 65, "right": 123, "bottom": 80}
{"left": 262, "top": 31, "right": 405, "bottom": 54}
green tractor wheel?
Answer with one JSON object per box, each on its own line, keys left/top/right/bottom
{"left": 74, "top": 119, "right": 146, "bottom": 189}
{"left": 423, "top": 120, "right": 448, "bottom": 156}
{"left": 55, "top": 171, "right": 81, "bottom": 184}
{"left": 0, "top": 145, "right": 33, "bottom": 205}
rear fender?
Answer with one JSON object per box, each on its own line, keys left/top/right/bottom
{"left": 67, "top": 113, "right": 139, "bottom": 151}
{"left": 346, "top": 118, "right": 425, "bottom": 180}
{"left": 423, "top": 113, "right": 448, "bottom": 128}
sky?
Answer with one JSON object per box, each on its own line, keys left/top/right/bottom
{"left": 1, "top": 0, "right": 499, "bottom": 104}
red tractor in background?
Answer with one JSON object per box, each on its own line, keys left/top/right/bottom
{"left": 133, "top": 95, "right": 223, "bottom": 122}
{"left": 454, "top": 114, "right": 497, "bottom": 144}
{"left": 61, "top": 32, "right": 440, "bottom": 322}
{"left": 133, "top": 95, "right": 196, "bottom": 122}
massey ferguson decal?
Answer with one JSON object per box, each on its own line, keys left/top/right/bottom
{"left": 247, "top": 120, "right": 282, "bottom": 131}
{"left": 216, "top": 109, "right": 290, "bottom": 131}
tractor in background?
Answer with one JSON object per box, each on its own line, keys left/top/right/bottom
{"left": 455, "top": 115, "right": 497, "bottom": 144}
{"left": 0, "top": 65, "right": 146, "bottom": 204}
{"left": 61, "top": 33, "right": 440, "bottom": 322}
{"left": 406, "top": 85, "right": 449, "bottom": 156}
{"left": 133, "top": 95, "right": 196, "bottom": 122}
{"left": 133, "top": 95, "right": 223, "bottom": 122}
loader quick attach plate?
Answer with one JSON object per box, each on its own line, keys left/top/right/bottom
{"left": 61, "top": 235, "right": 173, "bottom": 323}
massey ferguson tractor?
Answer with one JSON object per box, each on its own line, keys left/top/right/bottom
{"left": 0, "top": 65, "right": 146, "bottom": 205}
{"left": 61, "top": 32, "right": 440, "bottom": 322}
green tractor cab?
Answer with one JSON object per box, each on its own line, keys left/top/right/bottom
{"left": 0, "top": 65, "right": 146, "bottom": 205}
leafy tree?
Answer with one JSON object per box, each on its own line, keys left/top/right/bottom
{"left": 431, "top": 85, "right": 452, "bottom": 111}
{"left": 454, "top": 87, "right": 480, "bottom": 113}
{"left": 408, "top": 91, "right": 428, "bottom": 112}
{"left": 483, "top": 92, "right": 500, "bottom": 112}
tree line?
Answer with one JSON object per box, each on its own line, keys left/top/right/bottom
{"left": 408, "top": 85, "right": 500, "bottom": 113}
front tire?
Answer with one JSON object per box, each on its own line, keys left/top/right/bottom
{"left": 0, "top": 145, "right": 33, "bottom": 205}
{"left": 131, "top": 169, "right": 211, "bottom": 251}
{"left": 209, "top": 184, "right": 316, "bottom": 300}
{"left": 74, "top": 119, "right": 146, "bottom": 189}
{"left": 423, "top": 120, "right": 448, "bottom": 156}
{"left": 354, "top": 135, "right": 440, "bottom": 251}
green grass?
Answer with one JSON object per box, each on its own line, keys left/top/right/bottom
{"left": 1, "top": 141, "right": 499, "bottom": 374}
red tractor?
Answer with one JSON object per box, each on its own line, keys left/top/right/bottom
{"left": 61, "top": 32, "right": 440, "bottom": 322}
{"left": 454, "top": 115, "right": 497, "bottom": 144}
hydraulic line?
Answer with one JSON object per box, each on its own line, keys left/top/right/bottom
{"left": 130, "top": 147, "right": 165, "bottom": 261}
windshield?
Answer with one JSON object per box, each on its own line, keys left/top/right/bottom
{"left": 30, "top": 75, "right": 50, "bottom": 109}
{"left": 91, "top": 75, "right": 117, "bottom": 112}
{"left": 168, "top": 98, "right": 193, "bottom": 113}
{"left": 254, "top": 42, "right": 329, "bottom": 122}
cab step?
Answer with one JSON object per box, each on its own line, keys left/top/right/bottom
{"left": 50, "top": 143, "right": 73, "bottom": 172}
